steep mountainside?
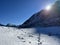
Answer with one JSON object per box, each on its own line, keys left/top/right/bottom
{"left": 19, "top": 0, "right": 60, "bottom": 28}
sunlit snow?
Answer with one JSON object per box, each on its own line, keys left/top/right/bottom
{"left": 0, "top": 26, "right": 60, "bottom": 45}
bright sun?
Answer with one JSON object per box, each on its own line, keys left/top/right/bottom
{"left": 45, "top": 5, "right": 51, "bottom": 10}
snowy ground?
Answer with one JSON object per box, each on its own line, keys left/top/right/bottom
{"left": 0, "top": 26, "right": 60, "bottom": 45}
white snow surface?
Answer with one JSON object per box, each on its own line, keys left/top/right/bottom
{"left": 0, "top": 26, "right": 60, "bottom": 45}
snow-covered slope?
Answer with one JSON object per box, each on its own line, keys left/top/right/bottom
{"left": 0, "top": 26, "right": 60, "bottom": 45}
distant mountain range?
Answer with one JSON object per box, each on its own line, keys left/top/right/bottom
{"left": 19, "top": 0, "right": 60, "bottom": 28}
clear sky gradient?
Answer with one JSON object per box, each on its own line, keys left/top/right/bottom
{"left": 0, "top": 0, "right": 56, "bottom": 25}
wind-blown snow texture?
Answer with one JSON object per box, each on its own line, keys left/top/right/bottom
{"left": 0, "top": 26, "right": 60, "bottom": 45}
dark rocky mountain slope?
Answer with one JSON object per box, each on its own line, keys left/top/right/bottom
{"left": 19, "top": 0, "right": 60, "bottom": 28}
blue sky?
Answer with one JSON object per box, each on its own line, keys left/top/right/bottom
{"left": 0, "top": 0, "right": 56, "bottom": 25}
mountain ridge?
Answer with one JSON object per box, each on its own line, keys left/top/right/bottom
{"left": 19, "top": 0, "right": 60, "bottom": 28}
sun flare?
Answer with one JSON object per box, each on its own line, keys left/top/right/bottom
{"left": 45, "top": 5, "right": 51, "bottom": 10}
